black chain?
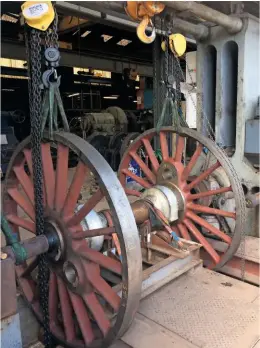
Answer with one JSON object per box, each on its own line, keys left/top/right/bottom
{"left": 24, "top": 11, "right": 60, "bottom": 346}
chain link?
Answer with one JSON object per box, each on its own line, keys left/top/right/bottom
{"left": 24, "top": 10, "right": 60, "bottom": 346}
{"left": 25, "top": 28, "right": 52, "bottom": 347}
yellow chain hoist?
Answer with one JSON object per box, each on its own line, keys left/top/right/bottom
{"left": 125, "top": 1, "right": 165, "bottom": 44}
{"left": 21, "top": 0, "right": 54, "bottom": 31}
{"left": 161, "top": 33, "right": 187, "bottom": 57}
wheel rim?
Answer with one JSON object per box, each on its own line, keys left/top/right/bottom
{"left": 3, "top": 131, "right": 142, "bottom": 347}
{"left": 118, "top": 127, "right": 245, "bottom": 269}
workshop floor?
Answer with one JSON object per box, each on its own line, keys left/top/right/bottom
{"left": 29, "top": 267, "right": 259, "bottom": 348}
{"left": 120, "top": 267, "right": 260, "bottom": 348}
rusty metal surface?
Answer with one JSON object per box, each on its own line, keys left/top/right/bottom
{"left": 1, "top": 257, "right": 17, "bottom": 319}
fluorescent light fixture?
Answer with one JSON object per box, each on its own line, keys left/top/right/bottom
{"left": 135, "top": 86, "right": 140, "bottom": 89}
{"left": 0, "top": 58, "right": 27, "bottom": 69}
{"left": 133, "top": 100, "right": 137, "bottom": 103}
{"left": 2, "top": 89, "right": 15, "bottom": 92}
{"left": 0, "top": 74, "right": 28, "bottom": 80}
{"left": 1, "top": 14, "right": 18, "bottom": 23}
{"left": 103, "top": 96, "right": 118, "bottom": 100}
{"left": 81, "top": 30, "right": 91, "bottom": 38}
{"left": 101, "top": 34, "right": 113, "bottom": 42}
{"left": 68, "top": 93, "right": 80, "bottom": 98}
{"left": 8, "top": 13, "right": 20, "bottom": 18}
{"left": 117, "top": 39, "right": 132, "bottom": 47}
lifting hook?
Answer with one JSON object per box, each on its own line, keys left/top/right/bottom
{"left": 125, "top": 1, "right": 165, "bottom": 44}
{"left": 137, "top": 15, "right": 156, "bottom": 44}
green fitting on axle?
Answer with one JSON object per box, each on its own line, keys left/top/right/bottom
{"left": 1, "top": 215, "right": 28, "bottom": 265}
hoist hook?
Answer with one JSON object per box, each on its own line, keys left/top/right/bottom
{"left": 137, "top": 15, "right": 156, "bottom": 44}
{"left": 125, "top": 1, "right": 165, "bottom": 44}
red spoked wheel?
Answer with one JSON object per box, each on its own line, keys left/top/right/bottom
{"left": 118, "top": 127, "right": 245, "bottom": 269}
{"left": 2, "top": 132, "right": 142, "bottom": 348}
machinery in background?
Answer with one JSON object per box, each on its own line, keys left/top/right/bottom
{"left": 1, "top": 110, "right": 25, "bottom": 177}
{"left": 68, "top": 106, "right": 154, "bottom": 171}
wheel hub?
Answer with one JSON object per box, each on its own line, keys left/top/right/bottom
{"left": 118, "top": 127, "right": 245, "bottom": 270}
{"left": 44, "top": 219, "right": 64, "bottom": 262}
{"left": 157, "top": 161, "right": 179, "bottom": 184}
{"left": 141, "top": 184, "right": 185, "bottom": 223}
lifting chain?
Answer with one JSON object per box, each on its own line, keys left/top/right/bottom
{"left": 24, "top": 9, "right": 61, "bottom": 347}
{"left": 155, "top": 16, "right": 188, "bottom": 132}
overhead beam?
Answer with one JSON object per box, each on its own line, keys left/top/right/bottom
{"left": 56, "top": 1, "right": 200, "bottom": 41}
{"left": 58, "top": 16, "right": 89, "bottom": 34}
{"left": 164, "top": 1, "right": 243, "bottom": 34}
{"left": 1, "top": 41, "right": 153, "bottom": 76}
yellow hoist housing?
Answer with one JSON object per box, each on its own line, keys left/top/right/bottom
{"left": 21, "top": 1, "right": 54, "bottom": 31}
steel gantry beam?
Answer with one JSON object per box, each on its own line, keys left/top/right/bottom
{"left": 1, "top": 40, "right": 153, "bottom": 76}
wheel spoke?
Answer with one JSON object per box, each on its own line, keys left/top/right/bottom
{"left": 41, "top": 143, "right": 55, "bottom": 209}
{"left": 129, "top": 151, "right": 156, "bottom": 185}
{"left": 20, "top": 258, "right": 38, "bottom": 278}
{"left": 13, "top": 165, "right": 34, "bottom": 204}
{"left": 183, "top": 218, "right": 220, "bottom": 264}
{"left": 177, "top": 223, "right": 191, "bottom": 240}
{"left": 62, "top": 161, "right": 88, "bottom": 218}
{"left": 6, "top": 214, "right": 35, "bottom": 233}
{"left": 112, "top": 234, "right": 121, "bottom": 257}
{"left": 68, "top": 290, "right": 95, "bottom": 345}
{"left": 188, "top": 203, "right": 236, "bottom": 219}
{"left": 23, "top": 148, "right": 33, "bottom": 176}
{"left": 85, "top": 263, "right": 121, "bottom": 311}
{"left": 66, "top": 189, "right": 103, "bottom": 227}
{"left": 125, "top": 189, "right": 141, "bottom": 197}
{"left": 159, "top": 132, "right": 169, "bottom": 160}
{"left": 55, "top": 144, "right": 69, "bottom": 212}
{"left": 186, "top": 210, "right": 232, "bottom": 244}
{"left": 122, "top": 169, "right": 151, "bottom": 189}
{"left": 57, "top": 277, "right": 76, "bottom": 342}
{"left": 172, "top": 225, "right": 180, "bottom": 237}
{"left": 141, "top": 138, "right": 159, "bottom": 172}
{"left": 83, "top": 291, "right": 111, "bottom": 337}
{"left": 49, "top": 272, "right": 59, "bottom": 330}
{"left": 182, "top": 144, "right": 203, "bottom": 181}
{"left": 71, "top": 227, "right": 115, "bottom": 240}
{"left": 174, "top": 136, "right": 185, "bottom": 163}
{"left": 77, "top": 246, "right": 122, "bottom": 275}
{"left": 185, "top": 161, "right": 220, "bottom": 192}
{"left": 7, "top": 188, "right": 35, "bottom": 221}
{"left": 187, "top": 186, "right": 232, "bottom": 200}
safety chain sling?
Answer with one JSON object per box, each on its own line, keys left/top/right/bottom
{"left": 155, "top": 16, "right": 188, "bottom": 132}
{"left": 24, "top": 11, "right": 60, "bottom": 347}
